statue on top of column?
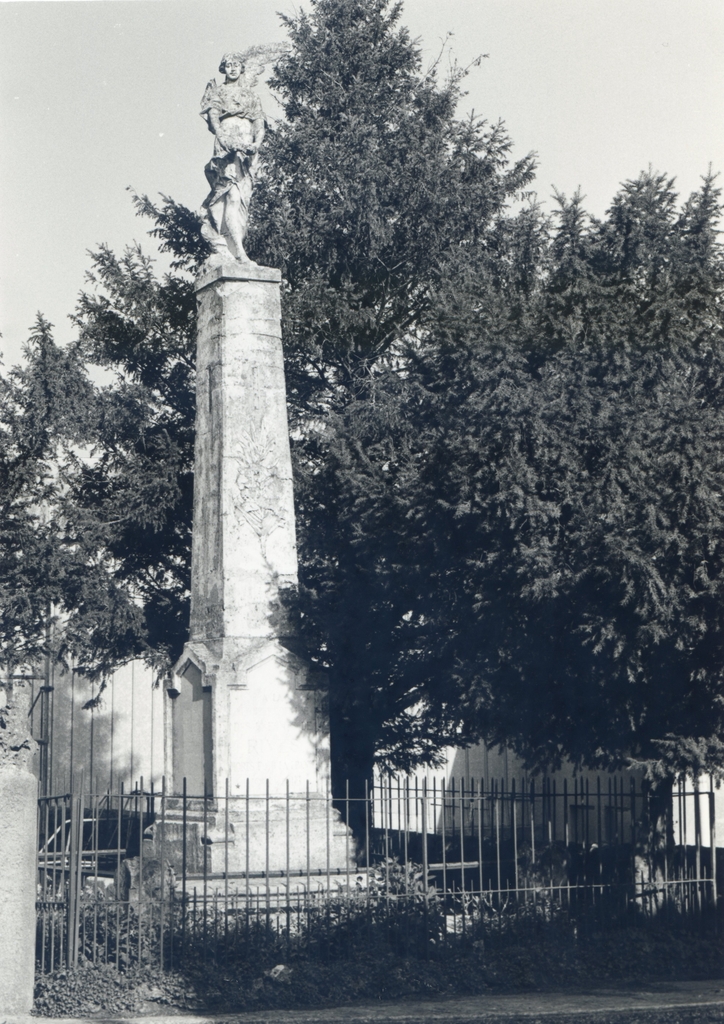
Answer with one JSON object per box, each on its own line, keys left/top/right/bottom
{"left": 199, "top": 45, "right": 285, "bottom": 266}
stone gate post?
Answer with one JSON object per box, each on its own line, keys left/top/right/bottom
{"left": 0, "top": 680, "right": 38, "bottom": 1014}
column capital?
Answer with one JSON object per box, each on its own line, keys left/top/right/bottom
{"left": 195, "top": 262, "right": 281, "bottom": 293}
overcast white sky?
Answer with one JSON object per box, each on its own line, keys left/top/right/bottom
{"left": 1, "top": 0, "right": 723, "bottom": 367}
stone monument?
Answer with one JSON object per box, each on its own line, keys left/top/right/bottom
{"left": 164, "top": 50, "right": 351, "bottom": 874}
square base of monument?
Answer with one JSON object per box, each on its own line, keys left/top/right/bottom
{"left": 147, "top": 795, "right": 356, "bottom": 880}
{"left": 171, "top": 637, "right": 332, "bottom": 799}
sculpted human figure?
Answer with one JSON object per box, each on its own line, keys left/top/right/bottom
{"left": 200, "top": 52, "right": 266, "bottom": 265}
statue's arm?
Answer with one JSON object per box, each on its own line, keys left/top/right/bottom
{"left": 249, "top": 115, "right": 266, "bottom": 155}
{"left": 208, "top": 107, "right": 224, "bottom": 136}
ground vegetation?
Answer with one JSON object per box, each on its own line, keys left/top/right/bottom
{"left": 32, "top": 926, "right": 724, "bottom": 1017}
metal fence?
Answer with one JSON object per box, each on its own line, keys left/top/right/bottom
{"left": 36, "top": 774, "right": 722, "bottom": 974}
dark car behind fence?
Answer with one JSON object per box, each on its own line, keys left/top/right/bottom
{"left": 36, "top": 774, "right": 722, "bottom": 975}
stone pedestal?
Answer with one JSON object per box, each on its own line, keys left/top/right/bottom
{"left": 168, "top": 263, "right": 352, "bottom": 872}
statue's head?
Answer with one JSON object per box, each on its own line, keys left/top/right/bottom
{"left": 219, "top": 52, "right": 245, "bottom": 77}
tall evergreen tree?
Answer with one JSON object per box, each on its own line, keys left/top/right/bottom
{"left": 0, "top": 317, "right": 143, "bottom": 675}
{"left": 310, "top": 170, "right": 724, "bottom": 790}
{"left": 248, "top": 0, "right": 535, "bottom": 419}
{"left": 69, "top": 238, "right": 199, "bottom": 673}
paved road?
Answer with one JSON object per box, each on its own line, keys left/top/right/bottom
{"left": 7, "top": 978, "right": 724, "bottom": 1023}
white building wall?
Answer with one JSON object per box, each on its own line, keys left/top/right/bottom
{"left": 39, "top": 660, "right": 164, "bottom": 793}
{"left": 671, "top": 775, "right": 724, "bottom": 848}
{"left": 376, "top": 742, "right": 724, "bottom": 847}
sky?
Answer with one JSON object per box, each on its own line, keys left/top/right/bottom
{"left": 1, "top": 0, "right": 723, "bottom": 368}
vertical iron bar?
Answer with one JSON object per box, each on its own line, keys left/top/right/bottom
{"left": 224, "top": 778, "right": 229, "bottom": 961}
{"left": 365, "top": 778, "right": 371, "bottom": 943}
{"left": 585, "top": 778, "right": 590, "bottom": 849}
{"left": 265, "top": 778, "right": 270, "bottom": 935}
{"left": 48, "top": 639, "right": 55, "bottom": 796}
{"left": 694, "top": 776, "right": 702, "bottom": 911}
{"left": 181, "top": 777, "right": 187, "bottom": 959}
{"left": 476, "top": 779, "right": 483, "bottom": 898}
{"left": 138, "top": 776, "right": 144, "bottom": 966}
{"left": 530, "top": 779, "right": 536, "bottom": 865}
{"left": 384, "top": 776, "right": 391, "bottom": 916}
{"left": 404, "top": 776, "right": 410, "bottom": 892}
{"left": 306, "top": 779, "right": 311, "bottom": 899}
{"left": 66, "top": 790, "right": 76, "bottom": 968}
{"left": 399, "top": 774, "right": 405, "bottom": 856}
{"left": 326, "top": 776, "right": 331, "bottom": 893}
{"left": 345, "top": 778, "right": 351, "bottom": 890}
{"left": 40, "top": 795, "right": 49, "bottom": 974}
{"left": 245, "top": 779, "right": 249, "bottom": 942}
{"left": 513, "top": 787, "right": 519, "bottom": 894}
{"left": 547, "top": 777, "right": 552, "bottom": 847}
{"left": 459, "top": 778, "right": 466, "bottom": 939}
{"left": 450, "top": 775, "right": 456, "bottom": 870}
{"left": 421, "top": 777, "right": 429, "bottom": 886}
{"left": 71, "top": 773, "right": 84, "bottom": 967}
{"left": 160, "top": 776, "right": 166, "bottom": 971}
{"left": 421, "top": 778, "right": 429, "bottom": 955}
{"left": 92, "top": 785, "right": 99, "bottom": 964}
{"left": 441, "top": 777, "right": 447, "bottom": 899}
{"left": 203, "top": 775, "right": 209, "bottom": 959}
{"left": 709, "top": 776, "right": 717, "bottom": 906}
{"left": 286, "top": 779, "right": 291, "bottom": 949}
{"left": 631, "top": 777, "right": 637, "bottom": 873}
{"left": 115, "top": 781, "right": 122, "bottom": 970}
{"left": 495, "top": 795, "right": 501, "bottom": 905}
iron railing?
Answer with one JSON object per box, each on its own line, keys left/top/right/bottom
{"left": 36, "top": 774, "right": 722, "bottom": 974}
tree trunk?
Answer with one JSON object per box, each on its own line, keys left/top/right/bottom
{"left": 634, "top": 775, "right": 675, "bottom": 913}
{"left": 329, "top": 700, "right": 376, "bottom": 841}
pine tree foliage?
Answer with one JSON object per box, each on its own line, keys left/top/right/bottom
{"left": 0, "top": 317, "right": 143, "bottom": 673}
{"left": 248, "top": 0, "right": 536, "bottom": 418}
{"left": 312, "top": 170, "right": 724, "bottom": 780}
{"left": 69, "top": 238, "right": 198, "bottom": 671}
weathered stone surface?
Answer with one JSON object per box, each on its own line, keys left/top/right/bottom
{"left": 0, "top": 763, "right": 38, "bottom": 1013}
{"left": 0, "top": 679, "right": 34, "bottom": 772}
{"left": 188, "top": 271, "right": 295, "bottom": 643}
{"left": 0, "top": 683, "right": 39, "bottom": 1013}
{"left": 169, "top": 263, "right": 353, "bottom": 871}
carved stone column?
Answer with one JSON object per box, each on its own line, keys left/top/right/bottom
{"left": 169, "top": 265, "right": 347, "bottom": 856}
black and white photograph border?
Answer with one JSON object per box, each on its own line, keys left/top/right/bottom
{"left": 1, "top": 1, "right": 724, "bottom": 1020}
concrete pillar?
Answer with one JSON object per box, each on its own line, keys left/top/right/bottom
{"left": 0, "top": 682, "right": 38, "bottom": 1014}
{"left": 170, "top": 263, "right": 340, "bottom": 813}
